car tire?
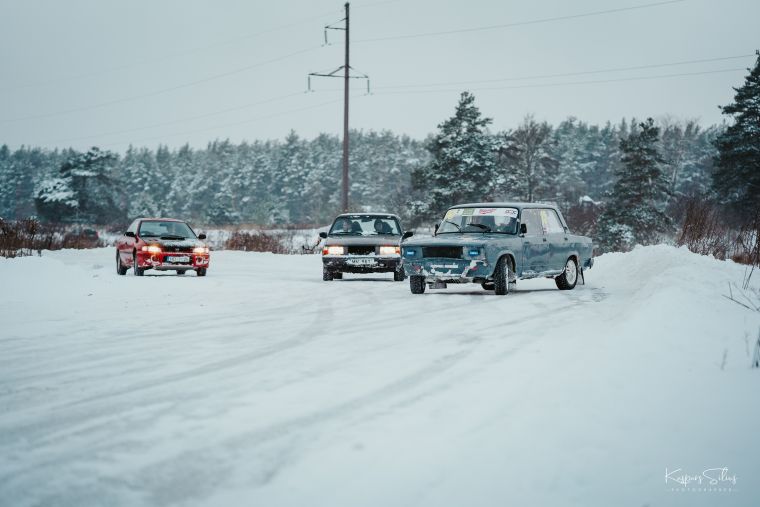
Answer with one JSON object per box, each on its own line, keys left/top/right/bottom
{"left": 393, "top": 268, "right": 405, "bottom": 281}
{"left": 410, "top": 275, "right": 425, "bottom": 294}
{"left": 323, "top": 268, "right": 333, "bottom": 281}
{"left": 555, "top": 257, "right": 578, "bottom": 290}
{"left": 494, "top": 256, "right": 514, "bottom": 296}
{"left": 196, "top": 268, "right": 207, "bottom": 277}
{"left": 176, "top": 270, "right": 186, "bottom": 275}
{"left": 133, "top": 252, "right": 144, "bottom": 277}
{"left": 116, "top": 251, "right": 128, "bottom": 276}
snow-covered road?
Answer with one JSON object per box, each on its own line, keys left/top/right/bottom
{"left": 1, "top": 246, "right": 758, "bottom": 506}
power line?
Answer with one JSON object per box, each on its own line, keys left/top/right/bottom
{"left": 2, "top": 46, "right": 321, "bottom": 124}
{"left": 375, "top": 53, "right": 756, "bottom": 90}
{"left": 100, "top": 95, "right": 365, "bottom": 150}
{"left": 0, "top": 9, "right": 342, "bottom": 93}
{"left": 355, "top": 0, "right": 686, "bottom": 43}
{"left": 46, "top": 92, "right": 305, "bottom": 145}
{"left": 374, "top": 67, "right": 747, "bottom": 95}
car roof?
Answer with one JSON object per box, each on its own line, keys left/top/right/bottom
{"left": 334, "top": 213, "right": 401, "bottom": 220}
{"left": 138, "top": 217, "right": 186, "bottom": 222}
{"left": 450, "top": 202, "right": 557, "bottom": 210}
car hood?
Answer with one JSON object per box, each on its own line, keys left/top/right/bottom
{"left": 402, "top": 233, "right": 507, "bottom": 248}
{"left": 140, "top": 238, "right": 206, "bottom": 249}
{"left": 324, "top": 235, "right": 401, "bottom": 246}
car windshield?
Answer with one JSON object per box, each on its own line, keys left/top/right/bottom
{"left": 437, "top": 207, "right": 519, "bottom": 234}
{"left": 139, "top": 221, "right": 196, "bottom": 239}
{"left": 329, "top": 215, "right": 401, "bottom": 236}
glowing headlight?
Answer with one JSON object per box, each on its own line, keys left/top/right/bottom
{"left": 323, "top": 245, "right": 345, "bottom": 255}
{"left": 379, "top": 245, "right": 400, "bottom": 256}
{"left": 142, "top": 245, "right": 162, "bottom": 254}
{"left": 193, "top": 246, "right": 209, "bottom": 254}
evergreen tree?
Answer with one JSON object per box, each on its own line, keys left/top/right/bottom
{"left": 35, "top": 147, "right": 124, "bottom": 224}
{"left": 411, "top": 92, "right": 499, "bottom": 219}
{"left": 712, "top": 52, "right": 760, "bottom": 222}
{"left": 597, "top": 118, "right": 671, "bottom": 251}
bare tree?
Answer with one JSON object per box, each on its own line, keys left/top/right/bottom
{"left": 498, "top": 115, "right": 557, "bottom": 202}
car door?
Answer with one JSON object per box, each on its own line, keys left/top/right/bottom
{"left": 541, "top": 208, "right": 570, "bottom": 271}
{"left": 519, "top": 208, "right": 549, "bottom": 273}
{"left": 121, "top": 220, "right": 139, "bottom": 264}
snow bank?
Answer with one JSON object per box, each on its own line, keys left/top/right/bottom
{"left": 0, "top": 245, "right": 757, "bottom": 506}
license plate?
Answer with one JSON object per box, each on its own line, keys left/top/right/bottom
{"left": 347, "top": 257, "right": 375, "bottom": 266}
{"left": 167, "top": 256, "right": 190, "bottom": 263}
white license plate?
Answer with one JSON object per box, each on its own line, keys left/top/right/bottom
{"left": 347, "top": 257, "right": 376, "bottom": 266}
{"left": 167, "top": 256, "right": 190, "bottom": 263}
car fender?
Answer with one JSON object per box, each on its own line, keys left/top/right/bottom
{"left": 489, "top": 248, "right": 519, "bottom": 277}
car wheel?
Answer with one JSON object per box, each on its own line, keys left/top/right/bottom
{"left": 116, "top": 251, "right": 128, "bottom": 276}
{"left": 196, "top": 268, "right": 207, "bottom": 277}
{"left": 176, "top": 270, "right": 186, "bottom": 275}
{"left": 555, "top": 257, "right": 578, "bottom": 290}
{"left": 323, "top": 268, "right": 333, "bottom": 281}
{"left": 494, "top": 256, "right": 514, "bottom": 296}
{"left": 410, "top": 275, "right": 425, "bottom": 294}
{"left": 393, "top": 268, "right": 405, "bottom": 281}
{"left": 133, "top": 251, "right": 144, "bottom": 276}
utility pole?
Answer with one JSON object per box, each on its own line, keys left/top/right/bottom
{"left": 342, "top": 2, "right": 349, "bottom": 213}
{"left": 307, "top": 2, "right": 369, "bottom": 213}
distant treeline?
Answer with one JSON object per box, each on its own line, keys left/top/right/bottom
{"left": 0, "top": 118, "right": 719, "bottom": 228}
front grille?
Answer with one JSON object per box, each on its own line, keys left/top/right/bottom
{"left": 347, "top": 245, "right": 375, "bottom": 255}
{"left": 164, "top": 245, "right": 194, "bottom": 253}
{"left": 422, "top": 246, "right": 463, "bottom": 259}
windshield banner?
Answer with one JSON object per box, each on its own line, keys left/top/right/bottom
{"left": 445, "top": 207, "right": 518, "bottom": 219}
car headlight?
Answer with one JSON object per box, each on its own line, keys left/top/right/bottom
{"left": 323, "top": 245, "right": 345, "bottom": 255}
{"left": 466, "top": 247, "right": 484, "bottom": 259}
{"left": 142, "top": 245, "right": 162, "bottom": 253}
{"left": 378, "top": 245, "right": 400, "bottom": 256}
{"left": 193, "top": 246, "right": 209, "bottom": 254}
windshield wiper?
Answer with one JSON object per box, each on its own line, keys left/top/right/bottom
{"left": 468, "top": 223, "right": 492, "bottom": 233}
{"left": 442, "top": 220, "right": 461, "bottom": 232}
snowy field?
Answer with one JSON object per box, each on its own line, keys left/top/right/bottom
{"left": 1, "top": 246, "right": 758, "bottom": 506}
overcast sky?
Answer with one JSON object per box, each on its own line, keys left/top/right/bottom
{"left": 0, "top": 0, "right": 757, "bottom": 153}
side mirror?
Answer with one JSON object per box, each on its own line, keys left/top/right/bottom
{"left": 402, "top": 231, "right": 414, "bottom": 240}
{"left": 319, "top": 231, "right": 328, "bottom": 239}
{"left": 520, "top": 223, "right": 528, "bottom": 235}
{"left": 198, "top": 233, "right": 207, "bottom": 240}
{"left": 125, "top": 231, "right": 135, "bottom": 238}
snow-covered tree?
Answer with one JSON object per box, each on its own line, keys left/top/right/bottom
{"left": 713, "top": 52, "right": 760, "bottom": 222}
{"left": 412, "top": 92, "right": 500, "bottom": 219}
{"left": 597, "top": 118, "right": 671, "bottom": 252}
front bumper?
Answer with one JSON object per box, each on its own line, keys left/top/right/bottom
{"left": 137, "top": 252, "right": 210, "bottom": 270}
{"left": 402, "top": 257, "right": 491, "bottom": 282}
{"left": 322, "top": 255, "right": 401, "bottom": 273}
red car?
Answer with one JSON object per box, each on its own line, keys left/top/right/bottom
{"left": 116, "top": 218, "right": 210, "bottom": 276}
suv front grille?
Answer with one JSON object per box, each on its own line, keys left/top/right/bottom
{"left": 422, "top": 246, "right": 463, "bottom": 259}
{"left": 347, "top": 245, "right": 375, "bottom": 255}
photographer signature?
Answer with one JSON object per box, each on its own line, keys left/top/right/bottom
{"left": 665, "top": 467, "right": 737, "bottom": 486}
